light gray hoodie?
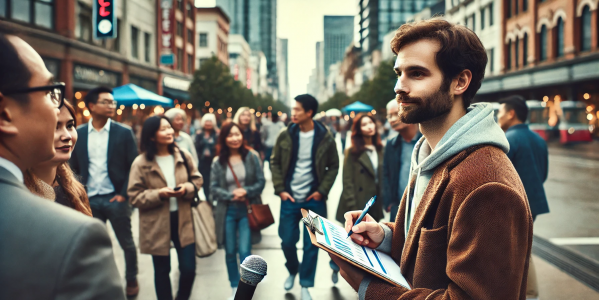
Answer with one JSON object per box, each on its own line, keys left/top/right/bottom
{"left": 358, "top": 103, "right": 510, "bottom": 299}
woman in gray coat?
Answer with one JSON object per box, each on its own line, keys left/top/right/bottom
{"left": 210, "top": 122, "right": 265, "bottom": 299}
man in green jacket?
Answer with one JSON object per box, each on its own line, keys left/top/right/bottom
{"left": 271, "top": 94, "right": 339, "bottom": 300}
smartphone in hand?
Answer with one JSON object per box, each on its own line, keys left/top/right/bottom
{"left": 174, "top": 186, "right": 182, "bottom": 191}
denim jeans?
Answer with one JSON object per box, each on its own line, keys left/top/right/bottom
{"left": 89, "top": 193, "right": 137, "bottom": 281}
{"left": 264, "top": 147, "right": 273, "bottom": 163}
{"left": 225, "top": 203, "right": 252, "bottom": 287}
{"left": 152, "top": 211, "right": 196, "bottom": 300}
{"left": 278, "top": 199, "right": 327, "bottom": 287}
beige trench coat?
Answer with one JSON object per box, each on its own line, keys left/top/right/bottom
{"left": 128, "top": 148, "right": 203, "bottom": 256}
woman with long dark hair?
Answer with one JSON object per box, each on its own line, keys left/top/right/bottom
{"left": 335, "top": 113, "right": 384, "bottom": 223}
{"left": 210, "top": 122, "right": 265, "bottom": 300}
{"left": 25, "top": 100, "right": 91, "bottom": 216}
{"left": 195, "top": 113, "right": 218, "bottom": 200}
{"left": 127, "top": 116, "right": 202, "bottom": 300}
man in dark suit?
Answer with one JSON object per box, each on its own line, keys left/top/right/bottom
{"left": 497, "top": 95, "right": 549, "bottom": 300}
{"left": 382, "top": 99, "right": 421, "bottom": 221}
{"left": 0, "top": 32, "right": 125, "bottom": 299}
{"left": 70, "top": 87, "right": 140, "bottom": 296}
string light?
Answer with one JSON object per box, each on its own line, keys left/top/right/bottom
{"left": 140, "top": 104, "right": 146, "bottom": 110}
{"left": 543, "top": 96, "right": 549, "bottom": 102}
{"left": 83, "top": 110, "right": 90, "bottom": 117}
{"left": 78, "top": 102, "right": 85, "bottom": 108}
{"left": 218, "top": 109, "right": 223, "bottom": 114}
{"left": 250, "top": 108, "right": 255, "bottom": 113}
{"left": 584, "top": 93, "right": 591, "bottom": 100}
{"left": 205, "top": 101, "right": 210, "bottom": 106}
{"left": 116, "top": 109, "right": 122, "bottom": 115}
{"left": 228, "top": 107, "right": 232, "bottom": 112}
{"left": 277, "top": 111, "right": 282, "bottom": 116}
{"left": 209, "top": 108, "right": 214, "bottom": 113}
{"left": 268, "top": 106, "right": 272, "bottom": 111}
{"left": 120, "top": 105, "right": 125, "bottom": 110}
{"left": 187, "top": 103, "right": 193, "bottom": 109}
{"left": 132, "top": 104, "right": 138, "bottom": 110}
{"left": 75, "top": 92, "right": 82, "bottom": 99}
{"left": 371, "top": 109, "right": 377, "bottom": 115}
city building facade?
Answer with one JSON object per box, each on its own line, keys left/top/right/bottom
{"left": 195, "top": 6, "right": 230, "bottom": 68}
{"left": 277, "top": 38, "right": 289, "bottom": 105}
{"left": 228, "top": 34, "right": 252, "bottom": 89}
{"left": 324, "top": 15, "right": 354, "bottom": 78}
{"left": 249, "top": 50, "right": 268, "bottom": 95}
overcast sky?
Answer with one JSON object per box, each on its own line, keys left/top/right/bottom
{"left": 278, "top": 0, "right": 356, "bottom": 99}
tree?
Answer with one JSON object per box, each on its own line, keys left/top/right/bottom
{"left": 351, "top": 59, "right": 396, "bottom": 111}
{"left": 320, "top": 92, "right": 351, "bottom": 113}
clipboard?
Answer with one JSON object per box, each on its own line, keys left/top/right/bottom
{"left": 301, "top": 209, "right": 411, "bottom": 289}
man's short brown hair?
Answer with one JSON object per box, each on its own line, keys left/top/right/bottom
{"left": 391, "top": 17, "right": 487, "bottom": 108}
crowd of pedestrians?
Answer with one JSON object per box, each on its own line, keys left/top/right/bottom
{"left": 1, "top": 17, "right": 550, "bottom": 300}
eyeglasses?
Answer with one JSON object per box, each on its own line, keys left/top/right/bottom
{"left": 96, "top": 100, "right": 117, "bottom": 108}
{"left": 2, "top": 82, "right": 65, "bottom": 109}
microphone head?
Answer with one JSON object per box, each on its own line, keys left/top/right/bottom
{"left": 240, "top": 255, "right": 267, "bottom": 286}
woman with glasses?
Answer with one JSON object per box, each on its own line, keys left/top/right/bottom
{"left": 211, "top": 122, "right": 265, "bottom": 300}
{"left": 24, "top": 100, "right": 91, "bottom": 216}
{"left": 128, "top": 116, "right": 202, "bottom": 300}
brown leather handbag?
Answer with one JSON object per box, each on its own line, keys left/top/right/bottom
{"left": 228, "top": 162, "right": 274, "bottom": 231}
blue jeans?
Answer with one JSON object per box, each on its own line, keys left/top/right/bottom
{"left": 225, "top": 203, "right": 252, "bottom": 287}
{"left": 89, "top": 193, "right": 137, "bottom": 281}
{"left": 264, "top": 147, "right": 273, "bottom": 163}
{"left": 279, "top": 199, "right": 327, "bottom": 287}
{"left": 152, "top": 211, "right": 196, "bottom": 300}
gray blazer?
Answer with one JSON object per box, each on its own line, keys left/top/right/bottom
{"left": 0, "top": 167, "right": 125, "bottom": 300}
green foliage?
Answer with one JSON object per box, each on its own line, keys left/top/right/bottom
{"left": 319, "top": 59, "right": 397, "bottom": 113}
{"left": 188, "top": 56, "right": 289, "bottom": 114}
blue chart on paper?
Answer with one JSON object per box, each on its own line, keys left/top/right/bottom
{"left": 323, "top": 219, "right": 354, "bottom": 257}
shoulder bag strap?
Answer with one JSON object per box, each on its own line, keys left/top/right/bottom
{"left": 227, "top": 161, "right": 252, "bottom": 212}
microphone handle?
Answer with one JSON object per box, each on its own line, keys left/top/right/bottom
{"left": 233, "top": 279, "right": 257, "bottom": 300}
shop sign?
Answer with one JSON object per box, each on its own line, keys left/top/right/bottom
{"left": 93, "top": 0, "right": 117, "bottom": 39}
{"left": 163, "top": 76, "right": 190, "bottom": 91}
{"left": 159, "top": 0, "right": 174, "bottom": 65}
{"left": 74, "top": 64, "right": 120, "bottom": 87}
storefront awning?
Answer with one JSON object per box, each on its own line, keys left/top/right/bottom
{"left": 163, "top": 87, "right": 190, "bottom": 101}
{"left": 113, "top": 83, "right": 174, "bottom": 107}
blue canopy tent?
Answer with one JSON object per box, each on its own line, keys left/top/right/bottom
{"left": 113, "top": 83, "right": 174, "bottom": 107}
{"left": 342, "top": 101, "right": 373, "bottom": 113}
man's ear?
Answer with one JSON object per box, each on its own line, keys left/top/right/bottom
{"left": 453, "top": 69, "right": 473, "bottom": 97}
{"left": 0, "top": 95, "right": 19, "bottom": 135}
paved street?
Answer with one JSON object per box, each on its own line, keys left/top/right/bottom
{"left": 106, "top": 138, "right": 599, "bottom": 299}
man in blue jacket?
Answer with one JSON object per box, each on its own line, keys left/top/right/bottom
{"left": 497, "top": 95, "right": 549, "bottom": 300}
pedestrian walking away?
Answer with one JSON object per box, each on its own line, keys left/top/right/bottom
{"left": 261, "top": 112, "right": 285, "bottom": 164}
{"left": 69, "top": 86, "right": 140, "bottom": 297}
{"left": 195, "top": 113, "right": 219, "bottom": 203}
{"left": 0, "top": 32, "right": 125, "bottom": 299}
{"left": 331, "top": 18, "right": 533, "bottom": 300}
{"left": 210, "top": 122, "right": 266, "bottom": 300}
{"left": 382, "top": 99, "right": 421, "bottom": 222}
{"left": 270, "top": 94, "right": 339, "bottom": 300}
{"left": 128, "top": 116, "right": 202, "bottom": 300}
{"left": 166, "top": 108, "right": 199, "bottom": 165}
{"left": 24, "top": 100, "right": 92, "bottom": 216}
{"left": 497, "top": 95, "right": 550, "bottom": 300}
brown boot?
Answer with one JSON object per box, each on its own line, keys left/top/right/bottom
{"left": 126, "top": 279, "right": 139, "bottom": 297}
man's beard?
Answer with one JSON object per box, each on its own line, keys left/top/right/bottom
{"left": 396, "top": 84, "right": 453, "bottom": 124}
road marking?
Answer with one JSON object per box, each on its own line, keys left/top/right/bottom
{"left": 549, "top": 237, "right": 599, "bottom": 245}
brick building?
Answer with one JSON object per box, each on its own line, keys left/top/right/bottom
{"left": 0, "top": 0, "right": 196, "bottom": 124}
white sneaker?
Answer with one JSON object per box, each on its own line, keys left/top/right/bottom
{"left": 227, "top": 287, "right": 237, "bottom": 300}
{"left": 284, "top": 274, "right": 296, "bottom": 290}
{"left": 301, "top": 287, "right": 312, "bottom": 300}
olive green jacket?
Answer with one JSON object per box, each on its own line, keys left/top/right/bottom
{"left": 336, "top": 148, "right": 384, "bottom": 223}
{"left": 270, "top": 121, "right": 339, "bottom": 201}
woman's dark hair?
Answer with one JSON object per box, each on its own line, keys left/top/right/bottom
{"left": 141, "top": 116, "right": 175, "bottom": 161}
{"left": 217, "top": 122, "right": 250, "bottom": 165}
{"left": 350, "top": 114, "right": 383, "bottom": 155}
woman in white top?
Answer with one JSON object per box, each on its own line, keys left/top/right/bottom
{"left": 336, "top": 113, "right": 384, "bottom": 223}
{"left": 127, "top": 116, "right": 202, "bottom": 300}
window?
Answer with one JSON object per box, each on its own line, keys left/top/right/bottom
{"left": 471, "top": 14, "right": 476, "bottom": 31}
{"left": 523, "top": 33, "right": 528, "bottom": 66}
{"left": 556, "top": 18, "right": 564, "bottom": 57}
{"left": 507, "top": 0, "right": 512, "bottom": 18}
{"left": 187, "top": 54, "right": 193, "bottom": 73}
{"left": 131, "top": 26, "right": 139, "bottom": 59}
{"left": 581, "top": 6, "right": 591, "bottom": 51}
{"left": 199, "top": 33, "right": 208, "bottom": 47}
{"left": 523, "top": 0, "right": 528, "bottom": 12}
{"left": 176, "top": 22, "right": 183, "bottom": 37}
{"left": 489, "top": 48, "right": 495, "bottom": 73}
{"left": 187, "top": 29, "right": 193, "bottom": 43}
{"left": 489, "top": 3, "right": 494, "bottom": 25}
{"left": 507, "top": 40, "right": 512, "bottom": 70}
{"left": 186, "top": 2, "right": 193, "bottom": 19}
{"left": 177, "top": 0, "right": 183, "bottom": 11}
{"left": 77, "top": 3, "right": 92, "bottom": 42}
{"left": 4, "top": 0, "right": 54, "bottom": 29}
{"left": 144, "top": 32, "right": 151, "bottom": 62}
{"left": 539, "top": 25, "right": 547, "bottom": 61}
{"left": 515, "top": 38, "right": 519, "bottom": 68}
{"left": 515, "top": 0, "right": 518, "bottom": 15}
{"left": 177, "top": 48, "right": 184, "bottom": 71}
{"left": 480, "top": 8, "right": 485, "bottom": 30}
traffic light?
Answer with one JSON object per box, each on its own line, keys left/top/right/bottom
{"left": 94, "top": 0, "right": 117, "bottom": 39}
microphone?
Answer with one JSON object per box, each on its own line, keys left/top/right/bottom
{"left": 234, "top": 255, "right": 267, "bottom": 300}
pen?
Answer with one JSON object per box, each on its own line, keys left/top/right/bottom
{"left": 346, "top": 196, "right": 377, "bottom": 239}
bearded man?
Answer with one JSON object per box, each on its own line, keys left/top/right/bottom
{"left": 330, "top": 17, "right": 533, "bottom": 300}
